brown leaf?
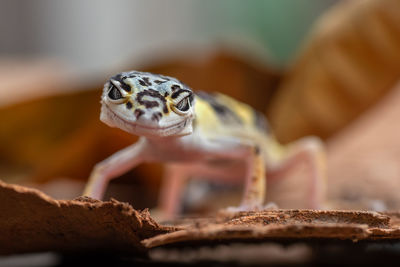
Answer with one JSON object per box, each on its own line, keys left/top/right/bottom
{"left": 268, "top": 0, "right": 400, "bottom": 143}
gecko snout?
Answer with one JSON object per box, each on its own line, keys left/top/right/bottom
{"left": 131, "top": 108, "right": 158, "bottom": 125}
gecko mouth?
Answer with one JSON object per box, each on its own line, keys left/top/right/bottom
{"left": 104, "top": 104, "right": 188, "bottom": 133}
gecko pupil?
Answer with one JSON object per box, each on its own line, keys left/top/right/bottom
{"left": 108, "top": 85, "right": 122, "bottom": 100}
{"left": 176, "top": 97, "right": 190, "bottom": 112}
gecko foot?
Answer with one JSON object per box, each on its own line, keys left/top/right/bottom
{"left": 263, "top": 202, "right": 279, "bottom": 210}
{"left": 224, "top": 202, "right": 279, "bottom": 213}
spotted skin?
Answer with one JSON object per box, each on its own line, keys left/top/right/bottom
{"left": 84, "top": 70, "right": 327, "bottom": 218}
{"left": 111, "top": 74, "right": 131, "bottom": 92}
{"left": 196, "top": 91, "right": 244, "bottom": 126}
{"left": 126, "top": 101, "right": 133, "bottom": 110}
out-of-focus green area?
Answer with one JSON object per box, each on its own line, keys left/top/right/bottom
{"left": 199, "top": 0, "right": 336, "bottom": 65}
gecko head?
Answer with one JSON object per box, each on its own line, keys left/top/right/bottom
{"left": 100, "top": 71, "right": 195, "bottom": 137}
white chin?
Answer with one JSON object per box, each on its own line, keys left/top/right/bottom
{"left": 100, "top": 105, "right": 192, "bottom": 137}
{"left": 100, "top": 106, "right": 118, "bottom": 128}
{"left": 135, "top": 125, "right": 187, "bottom": 137}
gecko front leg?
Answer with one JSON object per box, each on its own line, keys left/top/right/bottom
{"left": 240, "top": 146, "right": 266, "bottom": 210}
{"left": 157, "top": 136, "right": 266, "bottom": 216}
{"left": 267, "top": 136, "right": 326, "bottom": 209}
{"left": 158, "top": 160, "right": 245, "bottom": 218}
{"left": 83, "top": 137, "right": 149, "bottom": 199}
{"left": 198, "top": 137, "right": 267, "bottom": 212}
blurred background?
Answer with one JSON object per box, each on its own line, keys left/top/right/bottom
{"left": 0, "top": 0, "right": 334, "bottom": 77}
{"left": 1, "top": 0, "right": 400, "bottom": 215}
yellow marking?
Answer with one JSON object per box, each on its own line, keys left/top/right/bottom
{"left": 194, "top": 93, "right": 270, "bottom": 143}
{"left": 164, "top": 96, "right": 175, "bottom": 114}
{"left": 125, "top": 79, "right": 137, "bottom": 93}
{"left": 213, "top": 93, "right": 256, "bottom": 128}
{"left": 194, "top": 97, "right": 222, "bottom": 132}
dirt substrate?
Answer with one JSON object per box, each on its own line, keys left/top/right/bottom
{"left": 2, "top": 180, "right": 400, "bottom": 265}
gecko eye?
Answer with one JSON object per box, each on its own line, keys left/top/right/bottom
{"left": 173, "top": 97, "right": 191, "bottom": 115}
{"left": 108, "top": 85, "right": 123, "bottom": 100}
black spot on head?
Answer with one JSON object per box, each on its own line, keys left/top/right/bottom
{"left": 142, "top": 77, "right": 152, "bottom": 86}
{"left": 134, "top": 109, "right": 144, "bottom": 119}
{"left": 163, "top": 105, "right": 169, "bottom": 114}
{"left": 254, "top": 146, "right": 260, "bottom": 155}
{"left": 146, "top": 89, "right": 164, "bottom": 98}
{"left": 171, "top": 84, "right": 181, "bottom": 92}
{"left": 136, "top": 89, "right": 166, "bottom": 109}
{"left": 126, "top": 101, "right": 133, "bottom": 109}
{"left": 145, "top": 101, "right": 159, "bottom": 108}
{"left": 154, "top": 80, "right": 166, "bottom": 84}
{"left": 139, "top": 77, "right": 152, "bottom": 87}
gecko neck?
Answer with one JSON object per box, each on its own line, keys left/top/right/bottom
{"left": 144, "top": 135, "right": 187, "bottom": 152}
{"left": 145, "top": 135, "right": 182, "bottom": 142}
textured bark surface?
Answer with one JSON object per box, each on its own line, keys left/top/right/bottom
{"left": 2, "top": 180, "right": 400, "bottom": 256}
{"left": 0, "top": 180, "right": 172, "bottom": 255}
{"left": 143, "top": 209, "right": 399, "bottom": 248}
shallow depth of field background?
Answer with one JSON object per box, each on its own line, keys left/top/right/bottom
{"left": 1, "top": 0, "right": 400, "bottom": 214}
{"left": 0, "top": 0, "right": 335, "bottom": 78}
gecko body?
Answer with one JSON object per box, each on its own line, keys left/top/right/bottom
{"left": 83, "top": 71, "right": 326, "bottom": 216}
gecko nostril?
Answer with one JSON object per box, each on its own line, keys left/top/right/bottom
{"left": 151, "top": 112, "right": 162, "bottom": 122}
{"left": 134, "top": 109, "right": 144, "bottom": 119}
